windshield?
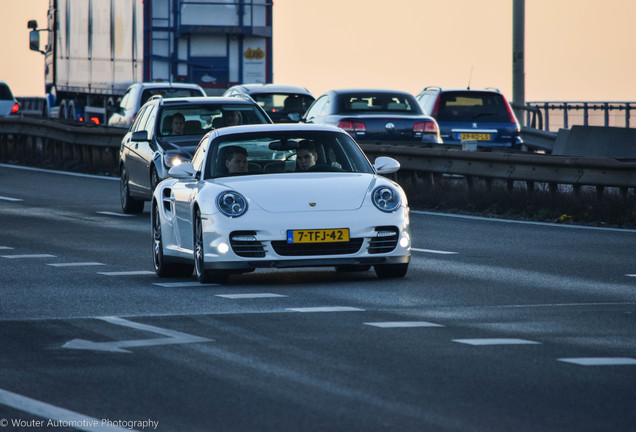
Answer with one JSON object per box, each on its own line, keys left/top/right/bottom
{"left": 159, "top": 105, "right": 269, "bottom": 137}
{"left": 337, "top": 93, "right": 420, "bottom": 114}
{"left": 204, "top": 131, "right": 374, "bottom": 179}
{"left": 250, "top": 93, "right": 315, "bottom": 121}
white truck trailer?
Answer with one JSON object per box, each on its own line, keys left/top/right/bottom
{"left": 28, "top": 0, "right": 273, "bottom": 123}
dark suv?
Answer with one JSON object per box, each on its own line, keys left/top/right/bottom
{"left": 416, "top": 87, "right": 522, "bottom": 150}
{"left": 119, "top": 96, "right": 272, "bottom": 213}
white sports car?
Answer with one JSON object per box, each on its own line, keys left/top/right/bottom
{"left": 151, "top": 124, "right": 411, "bottom": 283}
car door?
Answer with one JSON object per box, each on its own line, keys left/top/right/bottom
{"left": 126, "top": 105, "right": 156, "bottom": 194}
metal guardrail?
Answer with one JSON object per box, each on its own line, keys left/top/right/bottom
{"left": 16, "top": 97, "right": 45, "bottom": 118}
{"left": 1, "top": 118, "right": 634, "bottom": 196}
{"left": 523, "top": 101, "right": 634, "bottom": 132}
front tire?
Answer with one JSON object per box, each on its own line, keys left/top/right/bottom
{"left": 194, "top": 209, "right": 228, "bottom": 284}
{"left": 374, "top": 263, "right": 408, "bottom": 279}
{"left": 152, "top": 202, "right": 193, "bottom": 277}
{"left": 120, "top": 165, "right": 144, "bottom": 214}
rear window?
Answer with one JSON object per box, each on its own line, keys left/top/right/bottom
{"left": 159, "top": 104, "right": 270, "bottom": 137}
{"left": 140, "top": 87, "right": 204, "bottom": 106}
{"left": 437, "top": 91, "right": 510, "bottom": 122}
{"left": 338, "top": 93, "right": 420, "bottom": 114}
{"left": 250, "top": 93, "right": 314, "bottom": 114}
{"left": 0, "top": 84, "right": 14, "bottom": 100}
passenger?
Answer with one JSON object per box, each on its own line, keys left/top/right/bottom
{"left": 296, "top": 141, "right": 318, "bottom": 171}
{"left": 224, "top": 145, "right": 248, "bottom": 174}
{"left": 223, "top": 110, "right": 243, "bottom": 126}
{"left": 171, "top": 113, "right": 185, "bottom": 135}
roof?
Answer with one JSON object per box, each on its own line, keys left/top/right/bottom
{"left": 213, "top": 123, "right": 343, "bottom": 137}
{"left": 230, "top": 83, "right": 313, "bottom": 96}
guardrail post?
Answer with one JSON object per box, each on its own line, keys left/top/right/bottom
{"left": 626, "top": 103, "right": 631, "bottom": 128}
{"left": 544, "top": 103, "right": 550, "bottom": 131}
{"left": 604, "top": 103, "right": 610, "bottom": 127}
{"left": 563, "top": 103, "right": 569, "bottom": 129}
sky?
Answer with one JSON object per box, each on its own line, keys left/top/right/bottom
{"left": 2, "top": 0, "right": 635, "bottom": 103}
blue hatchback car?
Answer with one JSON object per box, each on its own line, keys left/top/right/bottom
{"left": 416, "top": 87, "right": 522, "bottom": 150}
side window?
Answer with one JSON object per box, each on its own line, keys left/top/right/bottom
{"left": 190, "top": 136, "right": 208, "bottom": 174}
{"left": 119, "top": 89, "right": 133, "bottom": 110}
{"left": 131, "top": 106, "right": 149, "bottom": 132}
{"left": 306, "top": 95, "right": 327, "bottom": 120}
{"left": 142, "top": 105, "right": 157, "bottom": 135}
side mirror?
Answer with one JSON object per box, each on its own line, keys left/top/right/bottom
{"left": 169, "top": 162, "right": 196, "bottom": 179}
{"left": 373, "top": 156, "right": 400, "bottom": 175}
{"left": 29, "top": 30, "right": 40, "bottom": 52}
{"left": 131, "top": 130, "right": 149, "bottom": 142}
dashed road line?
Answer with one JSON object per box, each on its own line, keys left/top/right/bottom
{"left": 286, "top": 306, "right": 365, "bottom": 313}
{"left": 453, "top": 338, "right": 541, "bottom": 346}
{"left": 97, "top": 211, "right": 136, "bottom": 217}
{"left": 412, "top": 248, "right": 458, "bottom": 255}
{"left": 1, "top": 254, "right": 56, "bottom": 259}
{"left": 217, "top": 293, "right": 288, "bottom": 299}
{"left": 0, "top": 195, "right": 23, "bottom": 202}
{"left": 364, "top": 321, "right": 444, "bottom": 328}
{"left": 48, "top": 262, "right": 106, "bottom": 267}
{"left": 0, "top": 246, "right": 14, "bottom": 250}
{"left": 626, "top": 274, "right": 636, "bottom": 278}
{"left": 97, "top": 271, "right": 155, "bottom": 276}
{"left": 153, "top": 281, "right": 217, "bottom": 287}
{"left": 0, "top": 387, "right": 139, "bottom": 432}
{"left": 558, "top": 357, "right": 636, "bottom": 366}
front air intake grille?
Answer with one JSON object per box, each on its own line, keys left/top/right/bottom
{"left": 368, "top": 226, "right": 399, "bottom": 254}
{"left": 271, "top": 239, "right": 363, "bottom": 256}
{"left": 230, "top": 231, "right": 265, "bottom": 258}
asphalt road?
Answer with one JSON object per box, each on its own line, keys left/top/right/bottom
{"left": 1, "top": 163, "right": 635, "bottom": 432}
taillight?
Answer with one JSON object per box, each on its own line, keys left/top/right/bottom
{"left": 504, "top": 100, "right": 518, "bottom": 124}
{"left": 10, "top": 103, "right": 20, "bottom": 115}
{"left": 90, "top": 117, "right": 100, "bottom": 124}
{"left": 338, "top": 120, "right": 366, "bottom": 134}
{"left": 430, "top": 96, "right": 440, "bottom": 118}
{"left": 414, "top": 121, "right": 438, "bottom": 134}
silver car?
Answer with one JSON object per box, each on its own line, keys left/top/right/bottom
{"left": 108, "top": 82, "right": 206, "bottom": 128}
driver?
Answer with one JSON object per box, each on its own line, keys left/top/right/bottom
{"left": 224, "top": 146, "right": 248, "bottom": 174}
{"left": 296, "top": 141, "right": 318, "bottom": 171}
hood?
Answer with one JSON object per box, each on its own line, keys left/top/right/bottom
{"left": 215, "top": 173, "right": 377, "bottom": 213}
{"left": 158, "top": 137, "right": 200, "bottom": 156}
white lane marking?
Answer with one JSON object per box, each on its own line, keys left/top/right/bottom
{"left": 153, "top": 281, "right": 218, "bottom": 287}
{"left": 47, "top": 262, "right": 106, "bottom": 267}
{"left": 62, "top": 316, "right": 211, "bottom": 353}
{"left": 0, "top": 387, "right": 139, "bottom": 432}
{"left": 97, "top": 211, "right": 136, "bottom": 217}
{"left": 495, "top": 302, "right": 635, "bottom": 308}
{"left": 1, "top": 254, "right": 56, "bottom": 259}
{"left": 216, "top": 293, "right": 288, "bottom": 299}
{"left": 97, "top": 271, "right": 155, "bottom": 276}
{"left": 412, "top": 248, "right": 458, "bottom": 255}
{"left": 558, "top": 357, "right": 636, "bottom": 366}
{"left": 0, "top": 246, "right": 14, "bottom": 250}
{"left": 364, "top": 321, "right": 444, "bottom": 328}
{"left": 453, "top": 338, "right": 541, "bottom": 346}
{"left": 286, "top": 306, "right": 365, "bottom": 313}
{"left": 0, "top": 195, "right": 23, "bottom": 202}
{"left": 626, "top": 274, "right": 636, "bottom": 278}
{"left": 0, "top": 162, "right": 118, "bottom": 181}
{"left": 411, "top": 210, "right": 636, "bottom": 233}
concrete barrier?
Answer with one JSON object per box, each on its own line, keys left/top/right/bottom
{"left": 552, "top": 126, "right": 636, "bottom": 158}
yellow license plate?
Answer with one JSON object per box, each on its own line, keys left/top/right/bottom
{"left": 287, "top": 228, "right": 350, "bottom": 243}
{"left": 461, "top": 133, "right": 490, "bottom": 141}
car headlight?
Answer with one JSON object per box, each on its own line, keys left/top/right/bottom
{"left": 372, "top": 186, "right": 400, "bottom": 212}
{"left": 217, "top": 191, "right": 248, "bottom": 217}
{"left": 164, "top": 153, "right": 189, "bottom": 169}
